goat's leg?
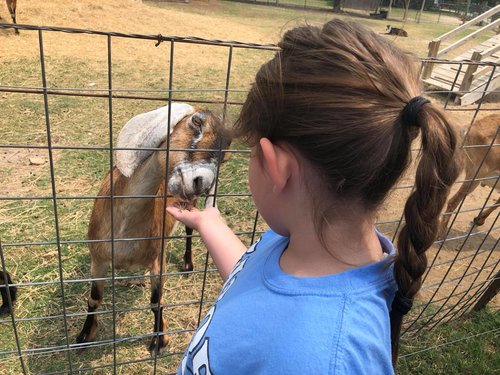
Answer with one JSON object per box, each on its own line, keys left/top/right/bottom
{"left": 76, "top": 261, "right": 108, "bottom": 345}
{"left": 473, "top": 196, "right": 500, "bottom": 226}
{"left": 439, "top": 180, "right": 480, "bottom": 238}
{"left": 0, "top": 270, "right": 16, "bottom": 316}
{"left": 148, "top": 257, "right": 167, "bottom": 353}
{"left": 6, "top": 0, "right": 19, "bottom": 34}
{"left": 183, "top": 225, "right": 194, "bottom": 272}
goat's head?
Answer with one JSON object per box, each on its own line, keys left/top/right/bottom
{"left": 116, "top": 104, "right": 231, "bottom": 205}
{"left": 161, "top": 109, "right": 231, "bottom": 204}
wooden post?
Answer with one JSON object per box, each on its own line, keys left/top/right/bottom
{"left": 421, "top": 40, "right": 440, "bottom": 79}
{"left": 473, "top": 271, "right": 500, "bottom": 311}
{"left": 460, "top": 51, "right": 482, "bottom": 93}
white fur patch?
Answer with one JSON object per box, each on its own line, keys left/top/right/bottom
{"left": 116, "top": 103, "right": 194, "bottom": 177}
{"left": 204, "top": 182, "right": 217, "bottom": 209}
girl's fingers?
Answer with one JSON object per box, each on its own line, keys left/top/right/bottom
{"left": 165, "top": 205, "right": 180, "bottom": 219}
{"left": 166, "top": 205, "right": 201, "bottom": 229}
{"left": 166, "top": 205, "right": 196, "bottom": 218}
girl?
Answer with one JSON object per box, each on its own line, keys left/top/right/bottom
{"left": 167, "top": 19, "right": 459, "bottom": 374}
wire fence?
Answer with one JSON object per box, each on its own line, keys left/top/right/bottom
{"left": 0, "top": 22, "right": 498, "bottom": 374}
{"left": 225, "top": 0, "right": 470, "bottom": 24}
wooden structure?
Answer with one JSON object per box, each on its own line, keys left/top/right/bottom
{"left": 422, "top": 5, "right": 500, "bottom": 105}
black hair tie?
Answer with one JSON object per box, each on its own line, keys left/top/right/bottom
{"left": 391, "top": 290, "right": 413, "bottom": 316}
{"left": 401, "top": 96, "right": 430, "bottom": 128}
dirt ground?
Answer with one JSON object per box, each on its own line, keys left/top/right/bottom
{"left": 0, "top": 0, "right": 272, "bottom": 58}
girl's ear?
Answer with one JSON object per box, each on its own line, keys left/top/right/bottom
{"left": 259, "top": 138, "right": 296, "bottom": 194}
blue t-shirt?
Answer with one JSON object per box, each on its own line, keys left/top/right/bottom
{"left": 178, "top": 229, "right": 397, "bottom": 375}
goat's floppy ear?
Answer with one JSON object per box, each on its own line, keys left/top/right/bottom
{"left": 116, "top": 103, "right": 194, "bottom": 177}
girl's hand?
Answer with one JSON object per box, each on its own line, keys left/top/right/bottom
{"left": 166, "top": 204, "right": 224, "bottom": 233}
{"left": 166, "top": 202, "right": 247, "bottom": 281}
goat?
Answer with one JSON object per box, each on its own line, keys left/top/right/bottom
{"left": 76, "top": 104, "right": 231, "bottom": 353}
{"left": 439, "top": 114, "right": 499, "bottom": 238}
{"left": 4, "top": 0, "right": 19, "bottom": 34}
{"left": 0, "top": 270, "right": 16, "bottom": 316}
{"left": 386, "top": 25, "right": 408, "bottom": 37}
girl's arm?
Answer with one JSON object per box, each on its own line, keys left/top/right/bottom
{"left": 166, "top": 205, "right": 247, "bottom": 281}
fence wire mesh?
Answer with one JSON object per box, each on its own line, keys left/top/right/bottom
{"left": 0, "top": 23, "right": 498, "bottom": 374}
{"left": 225, "top": 0, "right": 473, "bottom": 24}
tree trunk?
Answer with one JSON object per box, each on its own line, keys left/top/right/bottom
{"left": 417, "top": 0, "right": 426, "bottom": 23}
{"left": 333, "top": 0, "right": 341, "bottom": 12}
{"left": 403, "top": 0, "right": 410, "bottom": 20}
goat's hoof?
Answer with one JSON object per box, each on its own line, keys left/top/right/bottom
{"left": 183, "top": 262, "right": 194, "bottom": 273}
{"left": 0, "top": 305, "right": 12, "bottom": 316}
{"left": 76, "top": 329, "right": 94, "bottom": 345}
{"left": 472, "top": 216, "right": 485, "bottom": 226}
{"left": 75, "top": 332, "right": 93, "bottom": 354}
{"left": 148, "top": 336, "right": 167, "bottom": 354}
{"left": 76, "top": 332, "right": 87, "bottom": 344}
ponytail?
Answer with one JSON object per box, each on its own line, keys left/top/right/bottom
{"left": 390, "top": 104, "right": 460, "bottom": 365}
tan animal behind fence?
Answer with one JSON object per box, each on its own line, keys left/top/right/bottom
{"left": 439, "top": 114, "right": 500, "bottom": 238}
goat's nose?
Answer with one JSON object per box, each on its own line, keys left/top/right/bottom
{"left": 192, "top": 112, "right": 205, "bottom": 127}
{"left": 193, "top": 176, "right": 204, "bottom": 193}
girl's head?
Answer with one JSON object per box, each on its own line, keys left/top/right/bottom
{"left": 236, "top": 19, "right": 459, "bottom": 363}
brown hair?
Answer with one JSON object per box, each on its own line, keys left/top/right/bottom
{"left": 235, "top": 19, "right": 460, "bottom": 366}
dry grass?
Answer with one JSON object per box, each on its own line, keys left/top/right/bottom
{"left": 0, "top": 1, "right": 498, "bottom": 374}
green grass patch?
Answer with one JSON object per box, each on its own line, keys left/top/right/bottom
{"left": 399, "top": 308, "right": 500, "bottom": 375}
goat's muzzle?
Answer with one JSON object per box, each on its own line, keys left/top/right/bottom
{"left": 168, "top": 161, "right": 217, "bottom": 202}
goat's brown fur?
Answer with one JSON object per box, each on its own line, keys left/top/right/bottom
{"left": 439, "top": 114, "right": 499, "bottom": 237}
{"left": 0, "top": 270, "right": 16, "bottom": 316}
{"left": 77, "top": 109, "right": 230, "bottom": 352}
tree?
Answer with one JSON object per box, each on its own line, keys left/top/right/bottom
{"left": 402, "top": 0, "right": 410, "bottom": 20}
{"left": 333, "top": 0, "right": 341, "bottom": 12}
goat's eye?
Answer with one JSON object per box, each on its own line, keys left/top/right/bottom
{"left": 191, "top": 114, "right": 203, "bottom": 133}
